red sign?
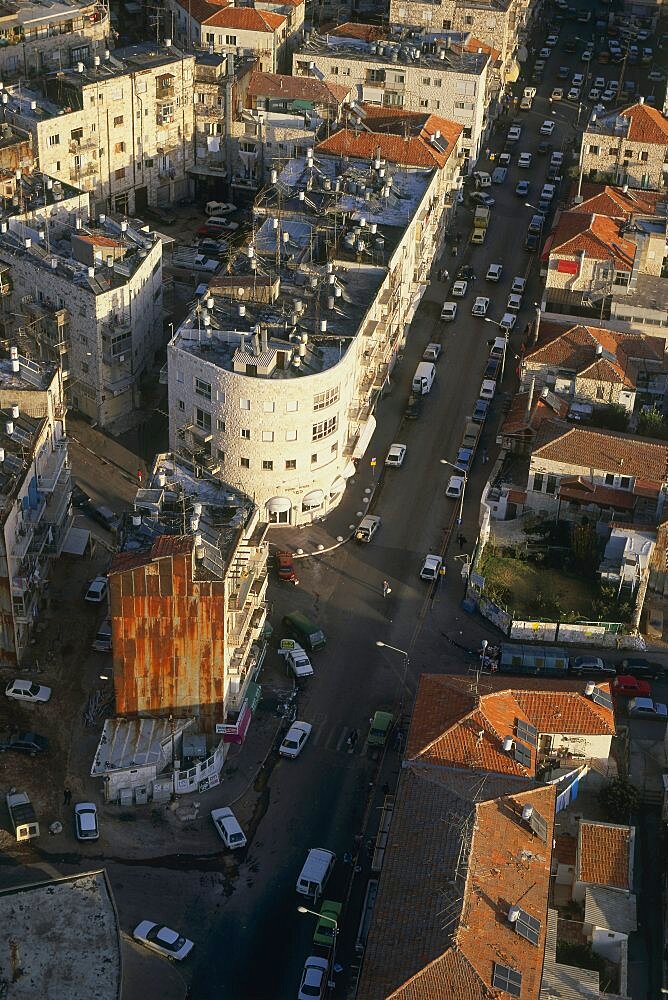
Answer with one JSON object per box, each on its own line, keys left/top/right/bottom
{"left": 557, "top": 259, "right": 579, "bottom": 274}
{"left": 222, "top": 701, "right": 252, "bottom": 744}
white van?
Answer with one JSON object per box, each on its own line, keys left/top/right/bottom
{"left": 474, "top": 171, "right": 492, "bottom": 188}
{"left": 412, "top": 361, "right": 435, "bottom": 395}
{"left": 480, "top": 378, "right": 497, "bottom": 401}
{"left": 296, "top": 848, "right": 336, "bottom": 902}
{"left": 211, "top": 807, "right": 247, "bottom": 849}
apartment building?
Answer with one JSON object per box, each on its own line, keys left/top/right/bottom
{"left": 167, "top": 0, "right": 302, "bottom": 73}
{"left": 580, "top": 100, "right": 668, "bottom": 191}
{"left": 387, "top": 0, "right": 534, "bottom": 85}
{"left": 4, "top": 43, "right": 195, "bottom": 216}
{"left": 0, "top": 196, "right": 163, "bottom": 431}
{"left": 0, "top": 348, "right": 71, "bottom": 666}
{"left": 0, "top": 0, "right": 111, "bottom": 81}
{"left": 168, "top": 130, "right": 460, "bottom": 525}
{"left": 293, "top": 30, "right": 489, "bottom": 167}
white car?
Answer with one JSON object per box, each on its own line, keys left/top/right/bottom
{"left": 133, "top": 921, "right": 194, "bottom": 962}
{"left": 540, "top": 184, "right": 556, "bottom": 201}
{"left": 608, "top": 80, "right": 619, "bottom": 93}
{"left": 355, "top": 514, "right": 381, "bottom": 543}
{"left": 486, "top": 263, "right": 503, "bottom": 282}
{"left": 298, "top": 956, "right": 329, "bottom": 1000}
{"left": 545, "top": 34, "right": 558, "bottom": 46}
{"left": 420, "top": 554, "right": 443, "bottom": 581}
{"left": 594, "top": 76, "right": 606, "bottom": 90}
{"left": 446, "top": 476, "right": 465, "bottom": 499}
{"left": 518, "top": 152, "right": 532, "bottom": 168}
{"left": 507, "top": 293, "right": 523, "bottom": 311}
{"left": 588, "top": 88, "right": 600, "bottom": 101}
{"left": 572, "top": 73, "right": 584, "bottom": 87}
{"left": 211, "top": 806, "right": 247, "bottom": 849}
{"left": 567, "top": 86, "right": 581, "bottom": 101}
{"left": 74, "top": 802, "right": 99, "bottom": 841}
{"left": 472, "top": 296, "right": 490, "bottom": 317}
{"left": 600, "top": 90, "right": 615, "bottom": 103}
{"left": 551, "top": 88, "right": 563, "bottom": 101}
{"left": 581, "top": 49, "right": 592, "bottom": 61}
{"left": 538, "top": 47, "right": 551, "bottom": 59}
{"left": 511, "top": 276, "right": 526, "bottom": 295}
{"left": 507, "top": 125, "right": 522, "bottom": 142}
{"left": 451, "top": 279, "right": 468, "bottom": 297}
{"left": 85, "top": 576, "right": 108, "bottom": 603}
{"left": 5, "top": 679, "right": 52, "bottom": 703}
{"left": 385, "top": 443, "right": 407, "bottom": 467}
{"left": 440, "top": 301, "right": 457, "bottom": 322}
{"left": 499, "top": 312, "right": 517, "bottom": 333}
{"left": 280, "top": 721, "right": 313, "bottom": 758}
{"left": 540, "top": 120, "right": 555, "bottom": 135}
{"left": 279, "top": 645, "right": 314, "bottom": 679}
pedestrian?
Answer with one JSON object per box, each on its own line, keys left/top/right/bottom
{"left": 63, "top": 785, "right": 71, "bottom": 806}
{"left": 381, "top": 783, "right": 390, "bottom": 798}
{"left": 482, "top": 448, "right": 489, "bottom": 464}
{"left": 457, "top": 532, "right": 467, "bottom": 550}
{"left": 137, "top": 469, "right": 143, "bottom": 484}
{"left": 382, "top": 579, "right": 391, "bottom": 598}
{"left": 393, "top": 729, "right": 404, "bottom": 753}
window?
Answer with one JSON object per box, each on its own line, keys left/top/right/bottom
{"left": 205, "top": 32, "right": 214, "bottom": 43}
{"left": 434, "top": 78, "right": 442, "bottom": 88}
{"left": 532, "top": 472, "right": 544, "bottom": 492}
{"left": 639, "top": 150, "right": 648, "bottom": 162}
{"left": 588, "top": 144, "right": 600, "bottom": 155}
{"left": 196, "top": 92, "right": 206, "bottom": 103}
{"left": 312, "top": 416, "right": 337, "bottom": 441}
{"left": 217, "top": 417, "right": 225, "bottom": 431}
{"left": 178, "top": 399, "right": 185, "bottom": 411}
{"left": 285, "top": 429, "right": 297, "bottom": 442}
{"left": 285, "top": 400, "right": 298, "bottom": 412}
{"left": 313, "top": 386, "right": 340, "bottom": 410}
{"left": 442, "top": 19, "right": 451, "bottom": 28}
{"left": 311, "top": 453, "right": 318, "bottom": 464}
{"left": 240, "top": 457, "right": 250, "bottom": 468}
{"left": 70, "top": 127, "right": 83, "bottom": 141}
{"left": 331, "top": 66, "right": 339, "bottom": 74}
{"left": 596, "top": 386, "right": 605, "bottom": 400}
{"left": 240, "top": 398, "right": 251, "bottom": 410}
{"left": 262, "top": 430, "right": 274, "bottom": 442}
{"left": 217, "top": 448, "right": 225, "bottom": 461}
{"left": 114, "top": 141, "right": 125, "bottom": 154}
{"left": 422, "top": 76, "right": 431, "bottom": 85}
{"left": 608, "top": 147, "right": 618, "bottom": 156}
{"left": 624, "top": 148, "right": 633, "bottom": 158}
{"left": 48, "top": 133, "right": 60, "bottom": 146}
{"left": 262, "top": 460, "right": 273, "bottom": 470}
{"left": 331, "top": 442, "right": 338, "bottom": 455}
{"left": 195, "top": 377, "right": 211, "bottom": 400}
{"left": 492, "top": 965, "right": 522, "bottom": 998}
{"left": 613, "top": 270, "right": 629, "bottom": 286}
{"left": 114, "top": 167, "right": 126, "bottom": 180}
{"left": 619, "top": 475, "right": 631, "bottom": 489}
{"left": 240, "top": 428, "right": 251, "bottom": 440}
{"left": 225, "top": 34, "right": 237, "bottom": 44}
{"left": 605, "top": 473, "right": 615, "bottom": 486}
{"left": 263, "top": 400, "right": 275, "bottom": 413}
{"left": 285, "top": 459, "right": 296, "bottom": 470}
{"left": 420, "top": 99, "right": 429, "bottom": 108}
{"left": 545, "top": 475, "right": 557, "bottom": 495}
{"left": 195, "top": 408, "right": 211, "bottom": 430}
{"left": 113, "top": 115, "right": 124, "bottom": 126}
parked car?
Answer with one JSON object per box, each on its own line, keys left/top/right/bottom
{"left": 211, "top": 807, "right": 247, "bottom": 849}
{"left": 619, "top": 657, "right": 665, "bottom": 680}
{"left": 279, "top": 644, "right": 314, "bottom": 679}
{"left": 613, "top": 675, "right": 651, "bottom": 698}
{"left": 446, "top": 475, "right": 466, "bottom": 498}
{"left": 551, "top": 87, "right": 564, "bottom": 100}
{"left": 569, "top": 656, "right": 616, "bottom": 677}
{"left": 89, "top": 505, "right": 120, "bottom": 532}
{"left": 420, "top": 554, "right": 443, "bottom": 581}
{"left": 458, "top": 264, "right": 475, "bottom": 280}
{"left": 511, "top": 276, "right": 526, "bottom": 295}
{"left": 515, "top": 180, "right": 530, "bottom": 196}
{"left": 276, "top": 550, "right": 298, "bottom": 585}
{"left": 355, "top": 514, "right": 381, "bottom": 543}
{"left": 313, "top": 900, "right": 342, "bottom": 947}
{"left": 470, "top": 191, "right": 495, "bottom": 207}
{"left": 85, "top": 576, "right": 108, "bottom": 603}
{"left": 404, "top": 393, "right": 422, "bottom": 419}
{"left": 367, "top": 711, "right": 395, "bottom": 747}
{"left": 507, "top": 125, "right": 522, "bottom": 142}
{"left": 385, "top": 443, "right": 407, "bottom": 467}
{"left": 144, "top": 205, "right": 177, "bottom": 226}
{"left": 440, "top": 301, "right": 458, "bottom": 322}
{"left": 507, "top": 293, "right": 523, "bottom": 311}
{"left": 455, "top": 447, "right": 473, "bottom": 472}
{"left": 0, "top": 731, "right": 49, "bottom": 755}
{"left": 486, "top": 263, "right": 503, "bottom": 282}
{"left": 472, "top": 399, "right": 489, "bottom": 424}
{"left": 298, "top": 957, "right": 329, "bottom": 1000}
{"left": 540, "top": 120, "right": 556, "bottom": 135}
{"left": 497, "top": 153, "right": 512, "bottom": 167}
{"left": 280, "top": 721, "right": 313, "bottom": 758}
{"left": 132, "top": 922, "right": 194, "bottom": 961}
{"left": 518, "top": 152, "right": 533, "bottom": 168}
{"left": 524, "top": 233, "right": 540, "bottom": 251}
{"left": 567, "top": 86, "right": 581, "bottom": 100}
{"left": 627, "top": 697, "right": 668, "bottom": 719}
{"left": 423, "top": 342, "right": 442, "bottom": 362}
{"left": 5, "top": 679, "right": 52, "bottom": 703}
{"left": 451, "top": 279, "right": 468, "bottom": 297}
{"left": 74, "top": 802, "right": 99, "bottom": 841}
{"left": 472, "top": 296, "right": 490, "bottom": 316}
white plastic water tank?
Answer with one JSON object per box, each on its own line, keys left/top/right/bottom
{"left": 502, "top": 736, "right": 514, "bottom": 752}
{"left": 508, "top": 906, "right": 521, "bottom": 923}
{"left": 585, "top": 681, "right": 596, "bottom": 697}
{"left": 132, "top": 514, "right": 141, "bottom": 527}
{"left": 11, "top": 404, "right": 19, "bottom": 419}
{"left": 522, "top": 804, "right": 534, "bottom": 822}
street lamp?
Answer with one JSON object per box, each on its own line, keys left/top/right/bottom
{"left": 440, "top": 459, "right": 467, "bottom": 525}
{"left": 375, "top": 640, "right": 411, "bottom": 719}
{"left": 483, "top": 316, "right": 511, "bottom": 380}
{"left": 297, "top": 907, "right": 338, "bottom": 990}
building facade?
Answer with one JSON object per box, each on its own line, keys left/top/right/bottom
{"left": 0, "top": 0, "right": 111, "bottom": 82}
{"left": 579, "top": 101, "right": 668, "bottom": 191}
{"left": 5, "top": 44, "right": 196, "bottom": 215}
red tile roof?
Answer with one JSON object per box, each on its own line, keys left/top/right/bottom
{"left": 532, "top": 425, "right": 668, "bottom": 483}
{"left": 459, "top": 35, "right": 501, "bottom": 64}
{"left": 550, "top": 212, "right": 637, "bottom": 270}
{"left": 247, "top": 70, "right": 349, "bottom": 104}
{"left": 75, "top": 234, "right": 124, "bottom": 248}
{"left": 569, "top": 182, "right": 665, "bottom": 219}
{"left": 617, "top": 102, "right": 668, "bottom": 144}
{"left": 577, "top": 821, "right": 633, "bottom": 889}
{"left": 501, "top": 388, "right": 569, "bottom": 438}
{"left": 525, "top": 322, "right": 665, "bottom": 381}
{"left": 316, "top": 114, "right": 462, "bottom": 168}
{"left": 557, "top": 477, "right": 636, "bottom": 510}
{"left": 204, "top": 6, "right": 285, "bottom": 29}
{"left": 329, "top": 21, "right": 385, "bottom": 42}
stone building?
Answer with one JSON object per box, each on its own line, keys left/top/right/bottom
{"left": 167, "top": 120, "right": 462, "bottom": 525}
{"left": 0, "top": 349, "right": 71, "bottom": 666}
{"left": 579, "top": 101, "right": 668, "bottom": 191}
{"left": 0, "top": 0, "right": 112, "bottom": 82}
{"left": 292, "top": 30, "right": 489, "bottom": 168}
{"left": 4, "top": 43, "right": 196, "bottom": 215}
{"left": 0, "top": 198, "right": 164, "bottom": 432}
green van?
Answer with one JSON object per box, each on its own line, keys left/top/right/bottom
{"left": 282, "top": 611, "right": 327, "bottom": 652}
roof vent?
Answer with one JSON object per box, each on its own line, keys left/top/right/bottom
{"left": 508, "top": 906, "right": 521, "bottom": 924}
{"left": 502, "top": 736, "right": 514, "bottom": 752}
{"left": 120, "top": 220, "right": 128, "bottom": 233}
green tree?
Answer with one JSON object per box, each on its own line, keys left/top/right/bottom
{"left": 598, "top": 779, "right": 640, "bottom": 822}
{"left": 637, "top": 408, "right": 668, "bottom": 440}
{"left": 588, "top": 403, "right": 630, "bottom": 432}
{"left": 591, "top": 583, "right": 633, "bottom": 623}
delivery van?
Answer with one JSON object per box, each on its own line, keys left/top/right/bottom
{"left": 282, "top": 611, "right": 327, "bottom": 651}
{"left": 296, "top": 848, "right": 336, "bottom": 902}
{"left": 412, "top": 362, "right": 435, "bottom": 395}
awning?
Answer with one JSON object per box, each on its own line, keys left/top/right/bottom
{"left": 302, "top": 489, "right": 324, "bottom": 508}
{"left": 330, "top": 476, "right": 346, "bottom": 495}
{"left": 540, "top": 234, "right": 554, "bottom": 262}
{"left": 505, "top": 60, "right": 521, "bottom": 82}
{"left": 222, "top": 701, "right": 252, "bottom": 744}
{"left": 342, "top": 461, "right": 357, "bottom": 479}
{"left": 265, "top": 496, "right": 291, "bottom": 514}
{"left": 246, "top": 681, "right": 262, "bottom": 714}
{"left": 352, "top": 415, "right": 377, "bottom": 460}
{"left": 62, "top": 525, "right": 90, "bottom": 556}
{"left": 291, "top": 99, "right": 314, "bottom": 110}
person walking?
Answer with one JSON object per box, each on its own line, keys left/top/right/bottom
{"left": 63, "top": 786, "right": 72, "bottom": 806}
{"left": 457, "top": 532, "right": 467, "bottom": 550}
{"left": 382, "top": 579, "right": 391, "bottom": 598}
{"left": 481, "top": 448, "right": 489, "bottom": 464}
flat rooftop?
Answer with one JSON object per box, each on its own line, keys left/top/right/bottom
{"left": 117, "top": 451, "right": 258, "bottom": 580}
{"left": 0, "top": 404, "right": 43, "bottom": 515}
{"left": 611, "top": 272, "right": 668, "bottom": 315}
{"left": 296, "top": 29, "right": 488, "bottom": 74}
{"left": 0, "top": 352, "right": 57, "bottom": 391}
{"left": 91, "top": 715, "right": 193, "bottom": 775}
{"left": 0, "top": 170, "right": 81, "bottom": 219}
{"left": 0, "top": 871, "right": 122, "bottom": 1000}
{"left": 0, "top": 0, "right": 99, "bottom": 26}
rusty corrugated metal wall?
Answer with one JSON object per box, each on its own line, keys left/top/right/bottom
{"left": 110, "top": 548, "right": 226, "bottom": 727}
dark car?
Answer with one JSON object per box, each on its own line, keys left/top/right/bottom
{"left": 537, "top": 140, "right": 551, "bottom": 155}
{"left": 0, "top": 731, "right": 49, "bottom": 755}
{"left": 144, "top": 205, "right": 177, "bottom": 226}
{"left": 458, "top": 264, "right": 475, "bottom": 281}
{"left": 524, "top": 232, "right": 540, "bottom": 252}
{"left": 565, "top": 37, "right": 577, "bottom": 51}
{"left": 619, "top": 657, "right": 666, "bottom": 681}
{"left": 72, "top": 484, "right": 92, "bottom": 510}
{"left": 569, "top": 656, "right": 617, "bottom": 677}
{"left": 472, "top": 398, "right": 490, "bottom": 424}
{"left": 90, "top": 504, "right": 120, "bottom": 533}
{"left": 405, "top": 393, "right": 423, "bottom": 420}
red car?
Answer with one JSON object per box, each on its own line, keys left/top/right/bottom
{"left": 613, "top": 674, "right": 651, "bottom": 698}
{"left": 276, "top": 551, "right": 298, "bottom": 585}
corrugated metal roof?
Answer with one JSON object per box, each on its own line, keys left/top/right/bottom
{"left": 584, "top": 885, "right": 637, "bottom": 934}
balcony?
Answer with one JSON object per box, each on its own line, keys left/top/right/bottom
{"left": 37, "top": 440, "right": 68, "bottom": 493}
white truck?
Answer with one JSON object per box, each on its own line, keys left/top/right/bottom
{"left": 7, "top": 789, "right": 40, "bottom": 841}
